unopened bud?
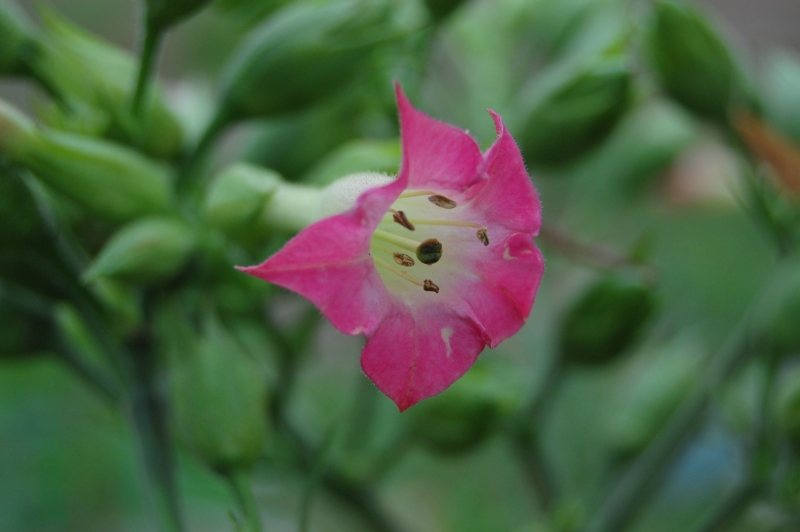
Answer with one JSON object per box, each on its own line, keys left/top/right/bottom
{"left": 647, "top": 1, "right": 752, "bottom": 123}
{"left": 516, "top": 56, "right": 632, "bottom": 167}
{"left": 171, "top": 315, "right": 269, "bottom": 471}
{"left": 145, "top": 0, "right": 213, "bottom": 30}
{"left": 29, "top": 7, "right": 182, "bottom": 158}
{"left": 84, "top": 217, "right": 197, "bottom": 283}
{"left": 302, "top": 139, "right": 400, "bottom": 186}
{"left": 559, "top": 277, "right": 656, "bottom": 365}
{"left": 0, "top": 99, "right": 173, "bottom": 221}
{"left": 219, "top": 0, "right": 419, "bottom": 120}
{"left": 408, "top": 361, "right": 514, "bottom": 454}
{"left": 205, "top": 163, "right": 282, "bottom": 230}
{"left": 0, "top": 0, "right": 37, "bottom": 75}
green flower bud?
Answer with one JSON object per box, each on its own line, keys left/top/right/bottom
{"left": 516, "top": 56, "right": 632, "bottom": 168}
{"left": 408, "top": 360, "right": 516, "bottom": 454}
{"left": 0, "top": 99, "right": 173, "bottom": 221}
{"left": 29, "top": 7, "right": 182, "bottom": 158}
{"left": 171, "top": 315, "right": 269, "bottom": 471}
{"left": 302, "top": 139, "right": 400, "bottom": 186}
{"left": 219, "top": 0, "right": 416, "bottom": 120}
{"left": 423, "top": 0, "right": 466, "bottom": 23}
{"left": 145, "top": 0, "right": 213, "bottom": 30}
{"left": 559, "top": 277, "right": 656, "bottom": 365}
{"left": 84, "top": 217, "right": 197, "bottom": 284}
{"left": 0, "top": 0, "right": 37, "bottom": 75}
{"left": 205, "top": 163, "right": 282, "bottom": 230}
{"left": 647, "top": 1, "right": 752, "bottom": 123}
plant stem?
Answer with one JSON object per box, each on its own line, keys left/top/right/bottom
{"left": 693, "top": 482, "right": 759, "bottom": 532}
{"left": 227, "top": 469, "right": 263, "bottom": 532}
{"left": 177, "top": 109, "right": 232, "bottom": 194}
{"left": 581, "top": 312, "right": 757, "bottom": 532}
{"left": 132, "top": 21, "right": 164, "bottom": 116}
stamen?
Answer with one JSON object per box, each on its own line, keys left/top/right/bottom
{"left": 428, "top": 195, "right": 457, "bottom": 209}
{"left": 399, "top": 190, "right": 438, "bottom": 199}
{"left": 393, "top": 252, "right": 415, "bottom": 267}
{"left": 423, "top": 279, "right": 440, "bottom": 293}
{"left": 373, "top": 256, "right": 424, "bottom": 287}
{"left": 389, "top": 209, "right": 415, "bottom": 231}
{"left": 406, "top": 219, "right": 483, "bottom": 229}
{"left": 416, "top": 238, "right": 443, "bottom": 265}
{"left": 373, "top": 230, "right": 423, "bottom": 254}
{"left": 477, "top": 228, "right": 489, "bottom": 246}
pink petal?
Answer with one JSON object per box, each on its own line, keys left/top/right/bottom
{"left": 471, "top": 111, "right": 542, "bottom": 235}
{"left": 238, "top": 174, "right": 406, "bottom": 337}
{"left": 361, "top": 300, "right": 487, "bottom": 411}
{"left": 395, "top": 84, "right": 484, "bottom": 191}
{"left": 456, "top": 233, "right": 545, "bottom": 347}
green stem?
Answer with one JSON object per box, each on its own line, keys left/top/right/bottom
{"left": 227, "top": 470, "right": 263, "bottom": 532}
{"left": 177, "top": 109, "right": 232, "bottom": 194}
{"left": 132, "top": 21, "right": 164, "bottom": 116}
{"left": 581, "top": 313, "right": 757, "bottom": 532}
{"left": 693, "top": 482, "right": 760, "bottom": 532}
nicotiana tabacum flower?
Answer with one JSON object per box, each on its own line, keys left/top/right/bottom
{"left": 239, "top": 85, "right": 544, "bottom": 410}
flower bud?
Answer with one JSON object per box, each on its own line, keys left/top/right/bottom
{"left": 423, "top": 0, "right": 467, "bottom": 23}
{"left": 647, "top": 1, "right": 753, "bottom": 123}
{"left": 219, "top": 0, "right": 417, "bottom": 120}
{"left": 0, "top": 99, "right": 173, "bottom": 221}
{"left": 0, "top": 0, "right": 37, "bottom": 75}
{"left": 171, "top": 315, "right": 269, "bottom": 471}
{"left": 205, "top": 163, "right": 282, "bottom": 230}
{"left": 559, "top": 277, "right": 656, "bottom": 365}
{"left": 29, "top": 7, "right": 182, "bottom": 158}
{"left": 83, "top": 217, "right": 197, "bottom": 284}
{"left": 407, "top": 360, "right": 516, "bottom": 454}
{"left": 515, "top": 56, "right": 632, "bottom": 168}
{"left": 145, "top": 0, "right": 213, "bottom": 30}
{"left": 302, "top": 139, "right": 400, "bottom": 186}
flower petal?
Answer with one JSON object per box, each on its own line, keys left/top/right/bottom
{"left": 455, "top": 232, "right": 545, "bottom": 347}
{"left": 361, "top": 300, "right": 487, "bottom": 411}
{"left": 471, "top": 111, "right": 542, "bottom": 234}
{"left": 239, "top": 176, "right": 406, "bottom": 337}
{"left": 395, "top": 83, "right": 484, "bottom": 191}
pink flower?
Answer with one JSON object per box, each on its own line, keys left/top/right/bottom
{"left": 239, "top": 85, "right": 544, "bottom": 411}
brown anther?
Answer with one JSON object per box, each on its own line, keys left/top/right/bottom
{"left": 392, "top": 210, "right": 415, "bottom": 231}
{"left": 476, "top": 228, "right": 489, "bottom": 246}
{"left": 393, "top": 252, "right": 415, "bottom": 267}
{"left": 423, "top": 279, "right": 440, "bottom": 293}
{"left": 428, "top": 195, "right": 457, "bottom": 209}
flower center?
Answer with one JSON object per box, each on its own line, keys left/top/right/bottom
{"left": 369, "top": 189, "right": 490, "bottom": 296}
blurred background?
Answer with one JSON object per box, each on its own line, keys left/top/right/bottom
{"left": 2, "top": 1, "right": 800, "bottom": 532}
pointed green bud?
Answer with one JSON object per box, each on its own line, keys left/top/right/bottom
{"left": 84, "top": 217, "right": 197, "bottom": 284}
{"left": 29, "top": 7, "right": 182, "bottom": 158}
{"left": 205, "top": 163, "right": 282, "bottom": 230}
{"left": 408, "top": 360, "right": 516, "bottom": 454}
{"left": 516, "top": 56, "right": 632, "bottom": 168}
{"left": 0, "top": 98, "right": 173, "bottom": 221}
{"left": 0, "top": 0, "right": 37, "bottom": 75}
{"left": 219, "top": 0, "right": 420, "bottom": 120}
{"left": 302, "top": 139, "right": 400, "bottom": 186}
{"left": 647, "top": 1, "right": 754, "bottom": 123}
{"left": 559, "top": 277, "right": 656, "bottom": 365}
{"left": 145, "top": 0, "right": 213, "bottom": 30}
{"left": 171, "top": 315, "right": 269, "bottom": 471}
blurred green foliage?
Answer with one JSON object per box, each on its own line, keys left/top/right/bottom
{"left": 2, "top": 0, "right": 800, "bottom": 531}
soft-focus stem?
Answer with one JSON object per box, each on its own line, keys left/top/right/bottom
{"left": 581, "top": 307, "right": 758, "bottom": 532}
{"left": 226, "top": 470, "right": 263, "bottom": 532}
{"left": 178, "top": 109, "right": 232, "bottom": 193}
{"left": 132, "top": 21, "right": 164, "bottom": 116}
